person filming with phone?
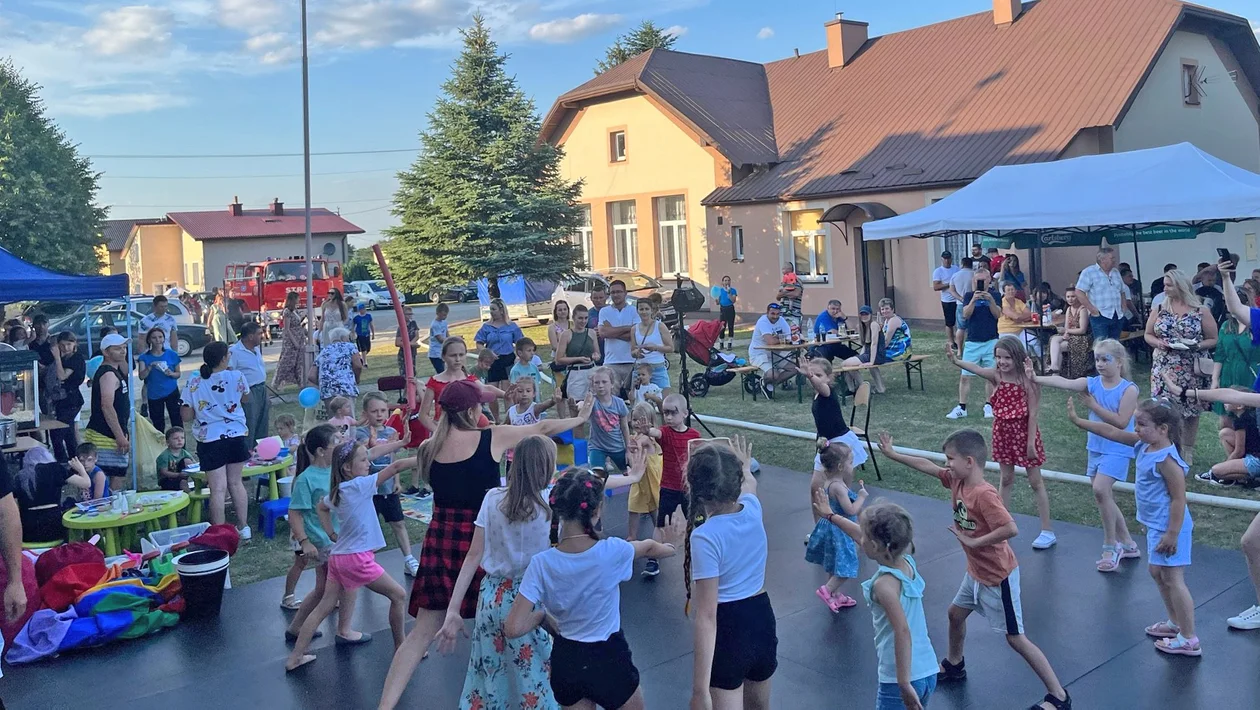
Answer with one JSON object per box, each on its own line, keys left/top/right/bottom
{"left": 947, "top": 267, "right": 1002, "bottom": 421}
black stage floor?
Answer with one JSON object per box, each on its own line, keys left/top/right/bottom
{"left": 5, "top": 465, "right": 1260, "bottom": 709}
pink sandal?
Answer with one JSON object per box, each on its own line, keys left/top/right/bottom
{"left": 1145, "top": 620, "right": 1180, "bottom": 638}
{"left": 1119, "top": 543, "right": 1141, "bottom": 559}
{"left": 1096, "top": 547, "right": 1120, "bottom": 573}
{"left": 834, "top": 593, "right": 858, "bottom": 608}
{"left": 816, "top": 586, "right": 843, "bottom": 613}
{"left": 1154, "top": 635, "right": 1201, "bottom": 656}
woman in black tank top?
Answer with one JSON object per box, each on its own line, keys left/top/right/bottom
{"left": 378, "top": 380, "right": 595, "bottom": 709}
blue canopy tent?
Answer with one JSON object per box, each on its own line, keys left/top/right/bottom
{"left": 0, "top": 246, "right": 136, "bottom": 487}
{"left": 476, "top": 275, "right": 557, "bottom": 322}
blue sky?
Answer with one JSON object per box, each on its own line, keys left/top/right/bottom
{"left": 3, "top": 0, "right": 1256, "bottom": 247}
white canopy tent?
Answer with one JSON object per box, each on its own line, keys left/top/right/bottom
{"left": 862, "top": 142, "right": 1260, "bottom": 243}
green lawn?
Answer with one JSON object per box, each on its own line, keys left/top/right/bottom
{"left": 227, "top": 324, "right": 1257, "bottom": 587}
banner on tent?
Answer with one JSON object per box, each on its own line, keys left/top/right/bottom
{"left": 981, "top": 222, "right": 1226, "bottom": 250}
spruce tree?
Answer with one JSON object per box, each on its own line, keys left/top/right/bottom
{"left": 596, "top": 21, "right": 679, "bottom": 74}
{"left": 0, "top": 60, "right": 106, "bottom": 272}
{"left": 386, "top": 15, "right": 583, "bottom": 294}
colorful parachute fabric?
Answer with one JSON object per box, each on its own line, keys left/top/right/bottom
{"left": 6, "top": 558, "right": 182, "bottom": 665}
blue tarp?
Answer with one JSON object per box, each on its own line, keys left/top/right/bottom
{"left": 0, "top": 246, "right": 129, "bottom": 303}
{"left": 476, "top": 275, "right": 557, "bottom": 306}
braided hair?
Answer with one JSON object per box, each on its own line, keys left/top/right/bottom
{"left": 859, "top": 502, "right": 916, "bottom": 560}
{"left": 683, "top": 442, "right": 744, "bottom": 614}
{"left": 548, "top": 468, "right": 605, "bottom": 545}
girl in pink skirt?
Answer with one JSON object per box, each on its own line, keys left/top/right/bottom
{"left": 285, "top": 441, "right": 417, "bottom": 671}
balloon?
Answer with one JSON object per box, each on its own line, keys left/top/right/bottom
{"left": 298, "top": 387, "right": 321, "bottom": 409}
{"left": 256, "top": 436, "right": 283, "bottom": 461}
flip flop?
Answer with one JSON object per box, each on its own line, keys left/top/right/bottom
{"left": 335, "top": 632, "right": 373, "bottom": 646}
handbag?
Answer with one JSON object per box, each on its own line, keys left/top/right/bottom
{"left": 1193, "top": 353, "right": 1215, "bottom": 378}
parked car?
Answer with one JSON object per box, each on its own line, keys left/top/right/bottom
{"left": 21, "top": 302, "right": 83, "bottom": 321}
{"left": 49, "top": 309, "right": 210, "bottom": 358}
{"left": 98, "top": 296, "right": 196, "bottom": 326}
{"left": 421, "top": 284, "right": 476, "bottom": 303}
{"left": 554, "top": 268, "right": 703, "bottom": 311}
{"left": 347, "top": 280, "right": 394, "bottom": 310}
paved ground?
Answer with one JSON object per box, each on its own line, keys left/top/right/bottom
{"left": 6, "top": 465, "right": 1258, "bottom": 709}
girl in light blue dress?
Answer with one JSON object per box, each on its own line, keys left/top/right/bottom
{"left": 806, "top": 440, "right": 867, "bottom": 611}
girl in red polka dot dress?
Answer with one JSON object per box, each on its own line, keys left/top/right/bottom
{"left": 945, "top": 336, "right": 1057, "bottom": 550}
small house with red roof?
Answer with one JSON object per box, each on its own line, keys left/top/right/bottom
{"left": 118, "top": 197, "right": 364, "bottom": 294}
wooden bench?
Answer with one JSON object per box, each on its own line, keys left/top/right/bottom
{"left": 836, "top": 354, "right": 930, "bottom": 391}
{"left": 1118, "top": 331, "right": 1149, "bottom": 364}
{"left": 728, "top": 366, "right": 763, "bottom": 400}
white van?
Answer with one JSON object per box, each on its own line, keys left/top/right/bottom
{"left": 347, "top": 281, "right": 394, "bottom": 310}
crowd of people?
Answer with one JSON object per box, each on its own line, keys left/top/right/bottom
{"left": 6, "top": 250, "right": 1260, "bottom": 708}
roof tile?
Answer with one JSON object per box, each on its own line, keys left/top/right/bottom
{"left": 166, "top": 207, "right": 365, "bottom": 240}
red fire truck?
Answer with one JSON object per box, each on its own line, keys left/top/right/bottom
{"left": 223, "top": 257, "right": 344, "bottom": 314}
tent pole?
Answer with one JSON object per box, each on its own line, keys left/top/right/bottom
{"left": 1131, "top": 226, "right": 1145, "bottom": 322}
{"left": 126, "top": 295, "right": 137, "bottom": 491}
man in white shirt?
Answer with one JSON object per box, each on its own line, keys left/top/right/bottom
{"left": 596, "top": 279, "right": 639, "bottom": 396}
{"left": 932, "top": 250, "right": 961, "bottom": 346}
{"left": 139, "top": 295, "right": 178, "bottom": 346}
{"left": 748, "top": 303, "right": 794, "bottom": 399}
{"left": 229, "top": 322, "right": 269, "bottom": 443}
{"left": 1074, "top": 247, "right": 1129, "bottom": 341}
{"left": 948, "top": 257, "right": 977, "bottom": 352}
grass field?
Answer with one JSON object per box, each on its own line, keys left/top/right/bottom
{"left": 225, "top": 320, "right": 1259, "bottom": 587}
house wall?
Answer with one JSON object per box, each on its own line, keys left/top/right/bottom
{"left": 1102, "top": 29, "right": 1260, "bottom": 287}
{"left": 102, "top": 247, "right": 125, "bottom": 276}
{"left": 556, "top": 94, "right": 721, "bottom": 289}
{"left": 181, "top": 230, "right": 205, "bottom": 292}
{"left": 704, "top": 187, "right": 955, "bottom": 324}
{"left": 132, "top": 224, "right": 185, "bottom": 295}
{"left": 200, "top": 235, "right": 347, "bottom": 291}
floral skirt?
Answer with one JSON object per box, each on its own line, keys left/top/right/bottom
{"left": 459, "top": 574, "right": 558, "bottom": 710}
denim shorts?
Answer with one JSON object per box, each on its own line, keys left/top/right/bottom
{"left": 1086, "top": 452, "right": 1131, "bottom": 481}
{"left": 1245, "top": 454, "right": 1260, "bottom": 479}
{"left": 876, "top": 675, "right": 937, "bottom": 709}
{"left": 589, "top": 448, "right": 628, "bottom": 473}
{"left": 647, "top": 364, "right": 671, "bottom": 390}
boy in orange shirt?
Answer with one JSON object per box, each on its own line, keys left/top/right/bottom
{"left": 877, "top": 430, "right": 1072, "bottom": 710}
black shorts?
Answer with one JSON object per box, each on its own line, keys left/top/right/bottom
{"left": 550, "top": 631, "right": 639, "bottom": 709}
{"left": 196, "top": 436, "right": 251, "bottom": 472}
{"left": 711, "top": 592, "right": 778, "bottom": 690}
{"left": 373, "top": 493, "right": 405, "bottom": 523}
{"left": 356, "top": 335, "right": 372, "bottom": 353}
{"left": 657, "top": 487, "right": 688, "bottom": 528}
{"left": 488, "top": 353, "right": 515, "bottom": 383}
{"left": 942, "top": 301, "right": 958, "bottom": 327}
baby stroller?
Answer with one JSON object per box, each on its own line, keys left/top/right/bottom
{"left": 681, "top": 318, "right": 743, "bottom": 397}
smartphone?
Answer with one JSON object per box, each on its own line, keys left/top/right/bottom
{"left": 1217, "top": 248, "right": 1235, "bottom": 267}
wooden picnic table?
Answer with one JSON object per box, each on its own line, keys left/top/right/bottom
{"left": 761, "top": 342, "right": 813, "bottom": 403}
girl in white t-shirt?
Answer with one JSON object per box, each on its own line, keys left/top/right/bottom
{"left": 505, "top": 460, "right": 684, "bottom": 710}
{"left": 434, "top": 435, "right": 560, "bottom": 709}
{"left": 285, "top": 440, "right": 416, "bottom": 671}
{"left": 685, "top": 435, "right": 778, "bottom": 709}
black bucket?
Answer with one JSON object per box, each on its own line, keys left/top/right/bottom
{"left": 174, "top": 549, "right": 230, "bottom": 619}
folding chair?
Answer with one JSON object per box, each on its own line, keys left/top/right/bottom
{"left": 848, "top": 381, "right": 881, "bottom": 480}
{"left": 377, "top": 375, "right": 408, "bottom": 405}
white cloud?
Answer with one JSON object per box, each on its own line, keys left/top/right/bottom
{"left": 312, "top": 0, "right": 467, "bottom": 50}
{"left": 528, "top": 13, "right": 623, "bottom": 43}
{"left": 83, "top": 6, "right": 175, "bottom": 57}
{"left": 216, "top": 0, "right": 286, "bottom": 32}
{"left": 57, "top": 91, "right": 192, "bottom": 117}
{"left": 664, "top": 24, "right": 687, "bottom": 38}
{"left": 756, "top": 26, "right": 773, "bottom": 40}
{"left": 243, "top": 31, "right": 299, "bottom": 65}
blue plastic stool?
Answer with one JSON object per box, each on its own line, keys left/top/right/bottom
{"left": 554, "top": 430, "right": 575, "bottom": 445}
{"left": 258, "top": 497, "right": 291, "bottom": 540}
{"left": 573, "top": 438, "right": 589, "bottom": 466}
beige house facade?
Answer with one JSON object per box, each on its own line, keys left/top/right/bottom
{"left": 545, "top": 0, "right": 1260, "bottom": 323}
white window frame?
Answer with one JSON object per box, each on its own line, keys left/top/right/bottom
{"left": 571, "top": 205, "right": 594, "bottom": 269}
{"left": 731, "top": 225, "right": 744, "bottom": 262}
{"left": 656, "top": 195, "right": 687, "bottom": 277}
{"left": 610, "top": 200, "right": 638, "bottom": 270}
{"left": 790, "top": 226, "right": 829, "bottom": 282}
{"left": 610, "top": 131, "right": 627, "bottom": 162}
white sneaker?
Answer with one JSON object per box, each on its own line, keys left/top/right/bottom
{"left": 1032, "top": 530, "right": 1057, "bottom": 549}
{"left": 404, "top": 555, "right": 419, "bottom": 577}
{"left": 1228, "top": 604, "right": 1260, "bottom": 630}
{"left": 946, "top": 405, "right": 968, "bottom": 419}
{"left": 983, "top": 404, "right": 994, "bottom": 419}
{"left": 238, "top": 525, "right": 253, "bottom": 541}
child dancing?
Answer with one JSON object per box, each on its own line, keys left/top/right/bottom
{"left": 285, "top": 440, "right": 417, "bottom": 670}
{"left": 686, "top": 436, "right": 779, "bottom": 710}
{"left": 805, "top": 439, "right": 867, "bottom": 611}
{"left": 1068, "top": 395, "right": 1200, "bottom": 655}
{"left": 1027, "top": 339, "right": 1139, "bottom": 570}
{"left": 358, "top": 392, "right": 418, "bottom": 576}
{"left": 626, "top": 402, "right": 663, "bottom": 546}
{"left": 945, "top": 337, "right": 1056, "bottom": 550}
{"left": 810, "top": 496, "right": 938, "bottom": 709}
{"left": 506, "top": 467, "right": 683, "bottom": 710}
{"left": 877, "top": 431, "right": 1071, "bottom": 710}
{"left": 646, "top": 393, "right": 700, "bottom": 579}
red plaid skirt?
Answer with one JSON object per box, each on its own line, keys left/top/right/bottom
{"left": 409, "top": 505, "right": 484, "bottom": 619}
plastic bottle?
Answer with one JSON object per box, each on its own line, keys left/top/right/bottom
{"left": 1042, "top": 304, "right": 1052, "bottom": 324}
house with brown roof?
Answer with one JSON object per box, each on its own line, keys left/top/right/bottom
{"left": 542, "top": 0, "right": 1260, "bottom": 322}
{"left": 118, "top": 197, "right": 364, "bottom": 294}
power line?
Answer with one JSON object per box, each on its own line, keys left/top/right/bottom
{"left": 340, "top": 205, "right": 392, "bottom": 216}
{"left": 106, "top": 197, "right": 393, "bottom": 208}
{"left": 101, "top": 167, "right": 403, "bottom": 180}
{"left": 87, "top": 148, "right": 418, "bottom": 159}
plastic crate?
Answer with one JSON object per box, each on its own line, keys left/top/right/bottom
{"left": 145, "top": 522, "right": 210, "bottom": 556}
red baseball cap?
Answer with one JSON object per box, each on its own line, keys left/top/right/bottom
{"left": 438, "top": 379, "right": 496, "bottom": 412}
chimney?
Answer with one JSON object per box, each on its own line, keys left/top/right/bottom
{"left": 993, "top": 0, "right": 1022, "bottom": 25}
{"left": 228, "top": 196, "right": 242, "bottom": 217}
{"left": 269, "top": 198, "right": 284, "bottom": 216}
{"left": 824, "top": 12, "right": 868, "bottom": 69}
